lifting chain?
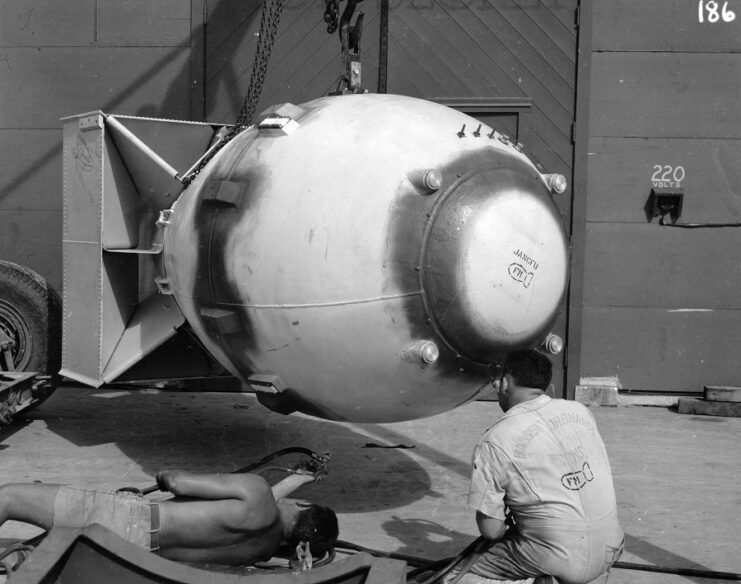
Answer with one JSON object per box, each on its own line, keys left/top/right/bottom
{"left": 324, "top": 0, "right": 341, "bottom": 33}
{"left": 182, "top": 0, "right": 286, "bottom": 187}
{"left": 235, "top": 0, "right": 287, "bottom": 128}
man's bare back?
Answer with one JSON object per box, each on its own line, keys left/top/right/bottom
{"left": 156, "top": 471, "right": 284, "bottom": 565}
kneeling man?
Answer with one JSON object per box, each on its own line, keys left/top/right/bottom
{"left": 456, "top": 349, "right": 623, "bottom": 584}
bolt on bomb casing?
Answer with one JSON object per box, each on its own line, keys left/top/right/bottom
{"left": 161, "top": 94, "right": 569, "bottom": 422}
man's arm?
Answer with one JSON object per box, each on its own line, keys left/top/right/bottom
{"left": 476, "top": 510, "right": 506, "bottom": 541}
{"left": 157, "top": 470, "right": 269, "bottom": 500}
{"left": 270, "top": 472, "right": 316, "bottom": 500}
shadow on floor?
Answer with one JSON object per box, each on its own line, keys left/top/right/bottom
{"left": 12, "top": 388, "right": 433, "bottom": 515}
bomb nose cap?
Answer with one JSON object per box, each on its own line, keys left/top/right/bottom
{"left": 421, "top": 166, "right": 569, "bottom": 363}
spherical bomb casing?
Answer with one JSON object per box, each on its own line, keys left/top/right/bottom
{"left": 162, "top": 94, "right": 569, "bottom": 422}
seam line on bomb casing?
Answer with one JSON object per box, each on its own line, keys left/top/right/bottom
{"left": 168, "top": 291, "right": 423, "bottom": 308}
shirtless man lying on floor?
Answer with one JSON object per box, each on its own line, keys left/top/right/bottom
{"left": 0, "top": 467, "right": 338, "bottom": 566}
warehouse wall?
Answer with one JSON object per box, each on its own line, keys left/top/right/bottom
{"left": 579, "top": 1, "right": 741, "bottom": 391}
{"left": 0, "top": 0, "right": 198, "bottom": 291}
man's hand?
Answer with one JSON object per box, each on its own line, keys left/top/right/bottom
{"left": 292, "top": 459, "right": 328, "bottom": 482}
{"left": 156, "top": 470, "right": 182, "bottom": 493}
{"left": 476, "top": 511, "right": 506, "bottom": 542}
{"left": 271, "top": 454, "right": 330, "bottom": 500}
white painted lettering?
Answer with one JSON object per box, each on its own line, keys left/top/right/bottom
{"left": 699, "top": 0, "right": 736, "bottom": 22}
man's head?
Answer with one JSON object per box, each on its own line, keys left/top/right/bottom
{"left": 496, "top": 349, "right": 552, "bottom": 411}
{"left": 285, "top": 503, "right": 339, "bottom": 557}
{"left": 503, "top": 349, "right": 552, "bottom": 389}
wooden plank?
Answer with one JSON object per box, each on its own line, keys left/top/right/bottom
{"left": 590, "top": 53, "right": 741, "bottom": 139}
{"left": 0, "top": 47, "right": 191, "bottom": 129}
{"left": 464, "top": 1, "right": 576, "bottom": 83}
{"left": 97, "top": 0, "right": 191, "bottom": 47}
{"left": 0, "top": 130, "right": 61, "bottom": 211}
{"left": 528, "top": 105, "right": 572, "bottom": 171}
{"left": 390, "top": 13, "right": 473, "bottom": 97}
{"left": 391, "top": 5, "right": 494, "bottom": 96}
{"left": 677, "top": 398, "right": 741, "bottom": 417}
{"left": 513, "top": 0, "right": 578, "bottom": 60}
{"left": 704, "top": 386, "right": 741, "bottom": 402}
{"left": 586, "top": 137, "right": 741, "bottom": 223}
{"left": 0, "top": 210, "right": 62, "bottom": 291}
{"left": 390, "top": 6, "right": 522, "bottom": 99}
{"left": 387, "top": 34, "right": 451, "bottom": 98}
{"left": 0, "top": 0, "right": 95, "bottom": 47}
{"left": 584, "top": 223, "right": 741, "bottom": 309}
{"left": 386, "top": 57, "right": 426, "bottom": 97}
{"left": 581, "top": 306, "right": 741, "bottom": 392}
{"left": 593, "top": 0, "right": 741, "bottom": 53}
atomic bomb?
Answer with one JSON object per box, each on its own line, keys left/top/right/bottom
{"left": 156, "top": 94, "right": 569, "bottom": 422}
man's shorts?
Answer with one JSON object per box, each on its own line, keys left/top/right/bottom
{"left": 443, "top": 572, "right": 533, "bottom": 584}
{"left": 53, "top": 486, "right": 160, "bottom": 551}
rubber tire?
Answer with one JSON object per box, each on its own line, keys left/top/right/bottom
{"left": 0, "top": 261, "right": 61, "bottom": 406}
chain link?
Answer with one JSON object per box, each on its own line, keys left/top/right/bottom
{"left": 324, "top": 0, "right": 341, "bottom": 33}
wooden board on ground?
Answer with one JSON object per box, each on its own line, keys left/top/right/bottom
{"left": 704, "top": 386, "right": 741, "bottom": 403}
{"left": 677, "top": 398, "right": 741, "bottom": 418}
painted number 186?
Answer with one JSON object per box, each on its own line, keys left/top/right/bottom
{"left": 698, "top": 0, "right": 736, "bottom": 22}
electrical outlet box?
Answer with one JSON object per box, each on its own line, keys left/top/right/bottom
{"left": 648, "top": 187, "right": 683, "bottom": 224}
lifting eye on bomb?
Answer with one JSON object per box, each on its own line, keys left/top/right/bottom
{"left": 541, "top": 333, "right": 564, "bottom": 355}
{"left": 401, "top": 341, "right": 440, "bottom": 365}
{"left": 408, "top": 168, "right": 443, "bottom": 194}
{"left": 544, "top": 174, "right": 568, "bottom": 194}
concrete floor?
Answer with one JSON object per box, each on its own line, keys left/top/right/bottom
{"left": 0, "top": 386, "right": 738, "bottom": 584}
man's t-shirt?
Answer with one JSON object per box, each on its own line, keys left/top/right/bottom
{"left": 469, "top": 394, "right": 621, "bottom": 539}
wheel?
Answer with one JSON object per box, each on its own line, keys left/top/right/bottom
{"left": 0, "top": 261, "right": 61, "bottom": 407}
